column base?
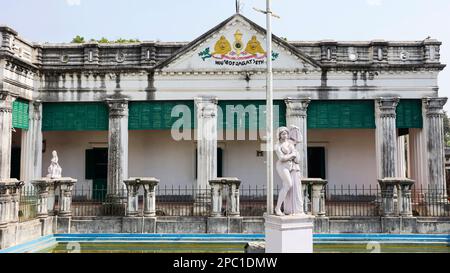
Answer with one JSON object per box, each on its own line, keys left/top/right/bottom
{"left": 37, "top": 214, "right": 48, "bottom": 220}
{"left": 143, "top": 211, "right": 156, "bottom": 217}
{"left": 58, "top": 212, "right": 72, "bottom": 217}
{"left": 264, "top": 214, "right": 315, "bottom": 253}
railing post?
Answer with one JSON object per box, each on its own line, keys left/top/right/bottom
{"left": 378, "top": 178, "right": 400, "bottom": 217}
{"left": 123, "top": 179, "right": 140, "bottom": 217}
{"left": 0, "top": 182, "right": 12, "bottom": 228}
{"left": 398, "top": 179, "right": 415, "bottom": 217}
{"left": 141, "top": 178, "right": 159, "bottom": 217}
{"left": 209, "top": 179, "right": 224, "bottom": 217}
{"left": 0, "top": 180, "right": 22, "bottom": 228}
{"left": 31, "top": 180, "right": 53, "bottom": 219}
{"left": 226, "top": 178, "right": 241, "bottom": 217}
{"left": 302, "top": 178, "right": 327, "bottom": 216}
{"left": 58, "top": 179, "right": 77, "bottom": 217}
{"left": 301, "top": 180, "right": 311, "bottom": 214}
{"left": 124, "top": 177, "right": 160, "bottom": 217}
{"left": 9, "top": 181, "right": 23, "bottom": 223}
{"left": 313, "top": 180, "right": 327, "bottom": 217}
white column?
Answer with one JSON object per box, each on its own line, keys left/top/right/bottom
{"left": 0, "top": 92, "right": 15, "bottom": 180}
{"left": 106, "top": 99, "right": 129, "bottom": 200}
{"left": 396, "top": 135, "right": 407, "bottom": 178}
{"left": 375, "top": 98, "right": 399, "bottom": 179}
{"left": 20, "top": 101, "right": 42, "bottom": 184}
{"left": 285, "top": 98, "right": 310, "bottom": 177}
{"left": 423, "top": 97, "right": 448, "bottom": 197}
{"left": 195, "top": 97, "right": 217, "bottom": 190}
{"left": 142, "top": 179, "right": 159, "bottom": 217}
{"left": 32, "top": 101, "right": 43, "bottom": 180}
{"left": 409, "top": 128, "right": 427, "bottom": 189}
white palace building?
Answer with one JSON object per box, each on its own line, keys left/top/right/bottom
{"left": 0, "top": 14, "right": 448, "bottom": 202}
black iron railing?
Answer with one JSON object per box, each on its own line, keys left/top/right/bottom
{"left": 324, "top": 185, "right": 381, "bottom": 217}
{"left": 239, "top": 184, "right": 279, "bottom": 216}
{"left": 156, "top": 185, "right": 211, "bottom": 216}
{"left": 64, "top": 184, "right": 450, "bottom": 218}
{"left": 19, "top": 185, "right": 38, "bottom": 222}
{"left": 411, "top": 185, "right": 450, "bottom": 217}
{"left": 72, "top": 185, "right": 126, "bottom": 217}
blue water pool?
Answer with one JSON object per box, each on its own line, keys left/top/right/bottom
{"left": 1, "top": 233, "right": 449, "bottom": 253}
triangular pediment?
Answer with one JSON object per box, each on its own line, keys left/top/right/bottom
{"left": 156, "top": 14, "right": 321, "bottom": 72}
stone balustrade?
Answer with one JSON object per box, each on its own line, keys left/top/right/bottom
{"left": 0, "top": 179, "right": 23, "bottom": 228}
{"left": 58, "top": 179, "right": 77, "bottom": 217}
{"left": 123, "top": 177, "right": 160, "bottom": 217}
{"left": 32, "top": 178, "right": 77, "bottom": 218}
{"left": 378, "top": 178, "right": 415, "bottom": 217}
{"left": 209, "top": 177, "right": 241, "bottom": 217}
{"left": 301, "top": 178, "right": 327, "bottom": 216}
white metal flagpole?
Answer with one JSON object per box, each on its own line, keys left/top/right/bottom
{"left": 254, "top": 0, "right": 279, "bottom": 215}
{"left": 265, "top": 0, "right": 274, "bottom": 215}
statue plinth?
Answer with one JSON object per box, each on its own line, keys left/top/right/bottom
{"left": 264, "top": 214, "right": 315, "bottom": 253}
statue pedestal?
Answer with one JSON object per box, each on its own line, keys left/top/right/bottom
{"left": 264, "top": 214, "right": 314, "bottom": 253}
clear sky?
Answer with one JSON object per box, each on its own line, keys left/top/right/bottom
{"left": 1, "top": 0, "right": 450, "bottom": 110}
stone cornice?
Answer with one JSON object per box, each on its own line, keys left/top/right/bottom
{"left": 0, "top": 51, "right": 39, "bottom": 71}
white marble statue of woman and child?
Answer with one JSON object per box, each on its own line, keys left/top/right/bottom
{"left": 274, "top": 126, "right": 305, "bottom": 216}
{"left": 47, "top": 150, "right": 62, "bottom": 179}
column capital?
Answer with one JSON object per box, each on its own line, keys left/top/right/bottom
{"left": 31, "top": 100, "right": 42, "bottom": 121}
{"left": 105, "top": 98, "right": 129, "bottom": 118}
{"left": 0, "top": 91, "right": 17, "bottom": 113}
{"left": 195, "top": 97, "right": 218, "bottom": 119}
{"left": 423, "top": 97, "right": 448, "bottom": 116}
{"left": 194, "top": 96, "right": 218, "bottom": 105}
{"left": 376, "top": 97, "right": 399, "bottom": 117}
{"left": 285, "top": 97, "right": 311, "bottom": 117}
{"left": 32, "top": 100, "right": 42, "bottom": 107}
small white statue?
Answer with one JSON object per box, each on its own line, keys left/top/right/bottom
{"left": 274, "top": 126, "right": 304, "bottom": 216}
{"left": 47, "top": 150, "right": 62, "bottom": 179}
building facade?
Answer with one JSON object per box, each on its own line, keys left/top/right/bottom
{"left": 0, "top": 14, "right": 447, "bottom": 199}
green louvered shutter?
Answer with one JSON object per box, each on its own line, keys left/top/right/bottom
{"left": 129, "top": 101, "right": 195, "bottom": 130}
{"left": 396, "top": 100, "right": 422, "bottom": 129}
{"left": 12, "top": 99, "right": 29, "bottom": 129}
{"left": 307, "top": 100, "right": 376, "bottom": 129}
{"left": 217, "top": 100, "right": 286, "bottom": 130}
{"left": 42, "top": 103, "right": 108, "bottom": 131}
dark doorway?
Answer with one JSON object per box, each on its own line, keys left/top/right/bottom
{"left": 85, "top": 148, "right": 108, "bottom": 200}
{"left": 195, "top": 147, "right": 224, "bottom": 179}
{"left": 10, "top": 147, "right": 21, "bottom": 179}
{"left": 307, "top": 147, "right": 326, "bottom": 179}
